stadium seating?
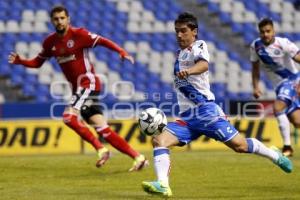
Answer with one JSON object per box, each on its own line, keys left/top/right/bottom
{"left": 1, "top": 0, "right": 300, "bottom": 105}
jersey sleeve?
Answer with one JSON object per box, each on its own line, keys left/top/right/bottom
{"left": 38, "top": 38, "right": 52, "bottom": 59}
{"left": 282, "top": 38, "right": 300, "bottom": 58}
{"left": 250, "top": 41, "right": 259, "bottom": 62}
{"left": 193, "top": 40, "right": 209, "bottom": 63}
{"left": 77, "top": 28, "right": 101, "bottom": 48}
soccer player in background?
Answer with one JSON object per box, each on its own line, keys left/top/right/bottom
{"left": 141, "top": 12, "right": 293, "bottom": 197}
{"left": 8, "top": 5, "right": 148, "bottom": 171}
{"left": 250, "top": 18, "right": 300, "bottom": 156}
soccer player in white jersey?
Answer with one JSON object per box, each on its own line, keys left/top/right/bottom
{"left": 250, "top": 18, "right": 300, "bottom": 156}
{"left": 141, "top": 13, "right": 293, "bottom": 197}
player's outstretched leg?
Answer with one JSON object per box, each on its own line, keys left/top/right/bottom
{"left": 245, "top": 138, "right": 293, "bottom": 173}
{"left": 96, "top": 126, "right": 149, "bottom": 171}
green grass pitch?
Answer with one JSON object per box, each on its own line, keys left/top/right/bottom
{"left": 1, "top": 148, "right": 300, "bottom": 200}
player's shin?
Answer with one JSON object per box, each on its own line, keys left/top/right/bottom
{"left": 154, "top": 147, "right": 170, "bottom": 186}
{"left": 63, "top": 113, "right": 103, "bottom": 150}
{"left": 95, "top": 126, "right": 139, "bottom": 158}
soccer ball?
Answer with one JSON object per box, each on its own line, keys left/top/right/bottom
{"left": 138, "top": 108, "right": 168, "bottom": 136}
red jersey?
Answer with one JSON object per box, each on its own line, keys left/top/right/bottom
{"left": 38, "top": 27, "right": 101, "bottom": 92}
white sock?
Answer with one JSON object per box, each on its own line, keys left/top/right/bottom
{"left": 246, "top": 138, "right": 279, "bottom": 162}
{"left": 153, "top": 147, "right": 170, "bottom": 186}
{"left": 276, "top": 114, "right": 291, "bottom": 146}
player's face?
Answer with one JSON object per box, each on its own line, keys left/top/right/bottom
{"left": 175, "top": 23, "right": 197, "bottom": 49}
{"left": 51, "top": 11, "right": 70, "bottom": 35}
{"left": 259, "top": 24, "right": 275, "bottom": 45}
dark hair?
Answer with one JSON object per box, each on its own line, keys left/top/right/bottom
{"left": 175, "top": 12, "right": 198, "bottom": 30}
{"left": 258, "top": 18, "right": 273, "bottom": 29}
{"left": 50, "top": 5, "right": 69, "bottom": 18}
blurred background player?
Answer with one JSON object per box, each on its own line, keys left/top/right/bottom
{"left": 141, "top": 12, "right": 293, "bottom": 197}
{"left": 8, "top": 5, "right": 148, "bottom": 171}
{"left": 250, "top": 18, "right": 300, "bottom": 156}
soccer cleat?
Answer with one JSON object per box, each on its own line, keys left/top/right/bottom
{"left": 96, "top": 147, "right": 110, "bottom": 168}
{"left": 282, "top": 145, "right": 293, "bottom": 157}
{"left": 129, "top": 154, "right": 149, "bottom": 172}
{"left": 142, "top": 181, "right": 172, "bottom": 197}
{"left": 272, "top": 147, "right": 293, "bottom": 173}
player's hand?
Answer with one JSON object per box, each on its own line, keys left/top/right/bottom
{"left": 8, "top": 52, "right": 21, "bottom": 64}
{"left": 120, "top": 51, "right": 135, "bottom": 64}
{"left": 253, "top": 88, "right": 262, "bottom": 99}
{"left": 123, "top": 55, "right": 135, "bottom": 64}
{"left": 177, "top": 69, "right": 189, "bottom": 79}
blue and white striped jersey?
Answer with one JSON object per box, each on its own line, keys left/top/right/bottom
{"left": 174, "top": 40, "right": 215, "bottom": 113}
{"left": 250, "top": 36, "right": 299, "bottom": 88}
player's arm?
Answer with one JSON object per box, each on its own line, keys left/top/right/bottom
{"left": 8, "top": 52, "right": 45, "bottom": 68}
{"left": 96, "top": 37, "right": 134, "bottom": 64}
{"left": 293, "top": 52, "right": 300, "bottom": 63}
{"left": 177, "top": 60, "right": 208, "bottom": 79}
{"left": 251, "top": 61, "right": 262, "bottom": 99}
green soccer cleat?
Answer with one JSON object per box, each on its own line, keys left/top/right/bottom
{"left": 272, "top": 147, "right": 293, "bottom": 173}
{"left": 142, "top": 181, "right": 172, "bottom": 197}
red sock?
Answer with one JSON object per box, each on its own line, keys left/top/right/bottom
{"left": 97, "top": 127, "right": 139, "bottom": 158}
{"left": 63, "top": 113, "right": 103, "bottom": 150}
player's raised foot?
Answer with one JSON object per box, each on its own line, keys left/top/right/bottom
{"left": 271, "top": 146, "right": 293, "bottom": 173}
{"left": 129, "top": 154, "right": 149, "bottom": 172}
{"left": 282, "top": 145, "right": 293, "bottom": 157}
{"left": 96, "top": 147, "right": 110, "bottom": 168}
{"left": 142, "top": 181, "right": 172, "bottom": 197}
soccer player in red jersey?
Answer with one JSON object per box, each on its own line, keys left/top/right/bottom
{"left": 8, "top": 5, "right": 148, "bottom": 171}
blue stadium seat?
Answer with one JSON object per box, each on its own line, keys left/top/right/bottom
{"left": 207, "top": 2, "right": 220, "bottom": 14}
{"left": 10, "top": 74, "right": 23, "bottom": 87}
{"left": 3, "top": 0, "right": 297, "bottom": 103}
{"left": 22, "top": 84, "right": 35, "bottom": 97}
{"left": 0, "top": 63, "right": 11, "bottom": 76}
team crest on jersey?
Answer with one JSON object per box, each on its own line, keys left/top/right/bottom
{"left": 181, "top": 52, "right": 188, "bottom": 60}
{"left": 274, "top": 49, "right": 280, "bottom": 55}
{"left": 67, "top": 39, "right": 74, "bottom": 48}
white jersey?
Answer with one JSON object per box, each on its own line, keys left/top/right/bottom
{"left": 250, "top": 36, "right": 299, "bottom": 88}
{"left": 174, "top": 40, "right": 215, "bottom": 113}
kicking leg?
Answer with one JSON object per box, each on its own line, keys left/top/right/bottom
{"left": 225, "top": 134, "right": 293, "bottom": 173}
